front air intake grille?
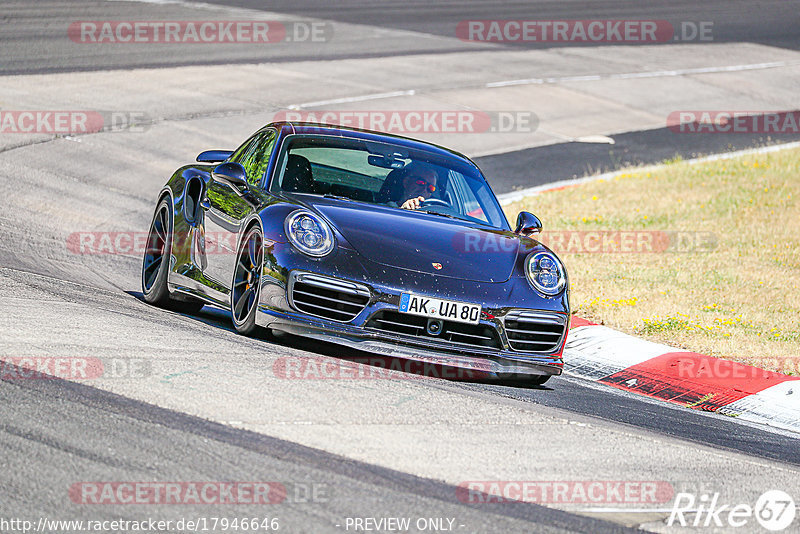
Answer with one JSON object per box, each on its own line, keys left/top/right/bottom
{"left": 504, "top": 310, "right": 567, "bottom": 352}
{"left": 289, "top": 273, "right": 370, "bottom": 322}
{"left": 365, "top": 310, "right": 501, "bottom": 349}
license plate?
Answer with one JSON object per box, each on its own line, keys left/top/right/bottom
{"left": 398, "top": 293, "right": 481, "bottom": 324}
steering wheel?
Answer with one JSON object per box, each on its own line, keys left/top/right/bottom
{"left": 420, "top": 198, "right": 451, "bottom": 208}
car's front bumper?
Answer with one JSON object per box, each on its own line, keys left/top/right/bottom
{"left": 257, "top": 308, "right": 562, "bottom": 377}
{"left": 255, "top": 267, "right": 567, "bottom": 378}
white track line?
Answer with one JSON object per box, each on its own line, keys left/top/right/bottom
{"left": 288, "top": 90, "right": 416, "bottom": 110}
{"left": 487, "top": 60, "right": 800, "bottom": 88}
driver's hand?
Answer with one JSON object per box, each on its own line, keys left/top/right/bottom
{"left": 400, "top": 196, "right": 425, "bottom": 210}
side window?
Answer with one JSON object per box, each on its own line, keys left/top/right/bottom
{"left": 229, "top": 133, "right": 258, "bottom": 163}
{"left": 238, "top": 130, "right": 277, "bottom": 187}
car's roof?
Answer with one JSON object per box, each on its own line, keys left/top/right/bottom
{"left": 265, "top": 121, "right": 480, "bottom": 171}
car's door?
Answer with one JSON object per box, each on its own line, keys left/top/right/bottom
{"left": 201, "top": 129, "right": 277, "bottom": 289}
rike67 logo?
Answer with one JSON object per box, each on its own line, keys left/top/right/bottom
{"left": 668, "top": 490, "right": 796, "bottom": 531}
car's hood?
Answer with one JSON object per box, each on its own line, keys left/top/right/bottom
{"left": 305, "top": 197, "right": 519, "bottom": 282}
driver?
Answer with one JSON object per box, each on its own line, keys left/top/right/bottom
{"left": 396, "top": 162, "right": 438, "bottom": 210}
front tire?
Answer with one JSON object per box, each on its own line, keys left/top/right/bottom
{"left": 231, "top": 225, "right": 264, "bottom": 335}
{"left": 141, "top": 197, "right": 204, "bottom": 314}
{"left": 528, "top": 374, "right": 551, "bottom": 385}
{"left": 497, "top": 373, "right": 552, "bottom": 386}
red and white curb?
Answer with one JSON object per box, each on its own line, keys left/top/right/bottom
{"left": 564, "top": 317, "right": 800, "bottom": 434}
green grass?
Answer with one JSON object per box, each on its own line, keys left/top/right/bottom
{"left": 504, "top": 148, "right": 800, "bottom": 374}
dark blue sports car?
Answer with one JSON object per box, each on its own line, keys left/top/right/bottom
{"left": 142, "top": 122, "right": 569, "bottom": 383}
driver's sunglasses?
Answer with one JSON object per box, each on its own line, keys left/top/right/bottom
{"left": 414, "top": 178, "right": 436, "bottom": 193}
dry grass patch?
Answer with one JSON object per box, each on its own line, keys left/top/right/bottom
{"left": 504, "top": 148, "right": 800, "bottom": 374}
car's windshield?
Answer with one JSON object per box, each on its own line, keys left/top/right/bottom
{"left": 270, "top": 134, "right": 509, "bottom": 230}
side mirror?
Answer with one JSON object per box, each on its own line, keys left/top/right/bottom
{"left": 212, "top": 162, "right": 248, "bottom": 195}
{"left": 197, "top": 150, "right": 233, "bottom": 163}
{"left": 515, "top": 211, "right": 542, "bottom": 236}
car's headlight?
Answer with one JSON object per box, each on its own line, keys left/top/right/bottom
{"left": 285, "top": 210, "right": 334, "bottom": 257}
{"left": 525, "top": 252, "right": 566, "bottom": 296}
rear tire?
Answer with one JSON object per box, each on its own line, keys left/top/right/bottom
{"left": 141, "top": 197, "right": 204, "bottom": 314}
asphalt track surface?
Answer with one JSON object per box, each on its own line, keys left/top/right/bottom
{"left": 3, "top": 354, "right": 630, "bottom": 534}
{"left": 4, "top": 0, "right": 799, "bottom": 74}
{"left": 2, "top": 1, "right": 800, "bottom": 533}
{"left": 477, "top": 126, "right": 800, "bottom": 193}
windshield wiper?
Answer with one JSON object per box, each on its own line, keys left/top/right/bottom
{"left": 419, "top": 209, "right": 462, "bottom": 221}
